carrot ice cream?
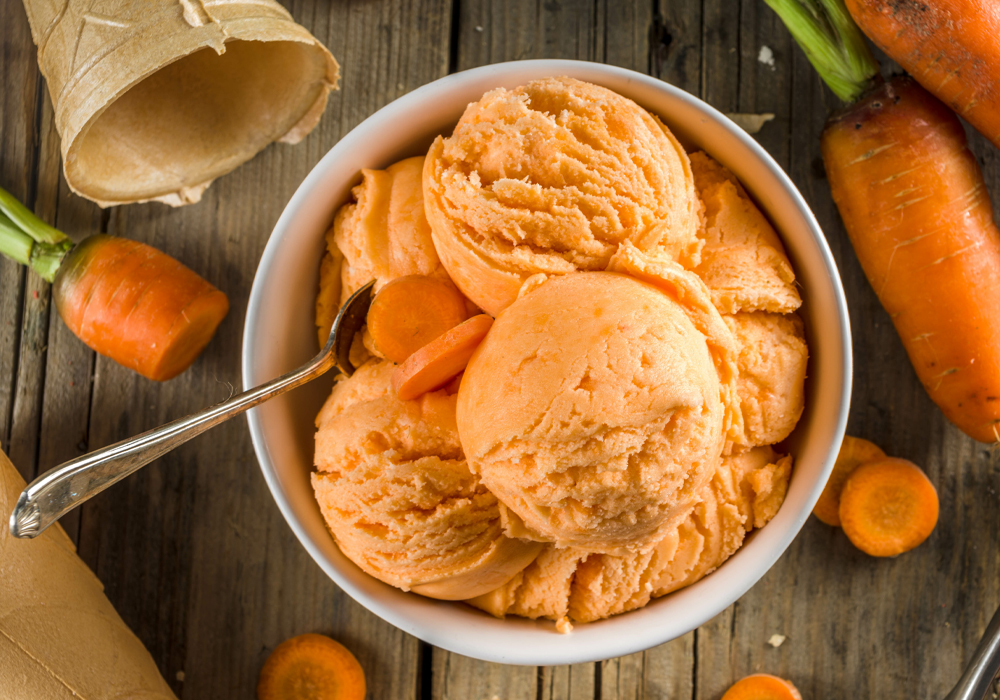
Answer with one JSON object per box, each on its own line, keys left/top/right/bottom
{"left": 423, "top": 77, "right": 702, "bottom": 316}
{"left": 457, "top": 269, "right": 740, "bottom": 554}
{"left": 466, "top": 446, "right": 792, "bottom": 624}
{"left": 310, "top": 79, "right": 808, "bottom": 628}
{"left": 312, "top": 359, "right": 541, "bottom": 600}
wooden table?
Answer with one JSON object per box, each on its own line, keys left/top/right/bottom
{"left": 2, "top": 1, "right": 999, "bottom": 698}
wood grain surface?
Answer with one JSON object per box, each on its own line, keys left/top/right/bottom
{"left": 1, "top": 1, "right": 998, "bottom": 698}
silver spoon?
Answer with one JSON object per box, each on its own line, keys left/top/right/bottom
{"left": 945, "top": 603, "right": 1000, "bottom": 700}
{"left": 8, "top": 280, "right": 375, "bottom": 539}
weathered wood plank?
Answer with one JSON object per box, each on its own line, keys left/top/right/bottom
{"left": 539, "top": 663, "right": 595, "bottom": 700}
{"left": 600, "top": 632, "right": 694, "bottom": 700}
{"left": 600, "top": 0, "right": 651, "bottom": 72}
{"left": 735, "top": 0, "right": 791, "bottom": 167}
{"left": 701, "top": 0, "right": 740, "bottom": 108}
{"left": 13, "top": 93, "right": 101, "bottom": 533}
{"left": 0, "top": 0, "right": 39, "bottom": 477}
{"left": 433, "top": 652, "right": 539, "bottom": 700}
{"left": 654, "top": 0, "right": 701, "bottom": 96}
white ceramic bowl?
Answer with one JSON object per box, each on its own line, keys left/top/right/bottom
{"left": 242, "top": 60, "right": 852, "bottom": 665}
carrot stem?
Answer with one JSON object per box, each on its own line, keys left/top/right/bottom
{"left": 763, "top": 0, "right": 880, "bottom": 102}
{"left": 0, "top": 212, "right": 34, "bottom": 266}
{"left": 0, "top": 186, "right": 73, "bottom": 281}
{"left": 0, "top": 185, "right": 66, "bottom": 245}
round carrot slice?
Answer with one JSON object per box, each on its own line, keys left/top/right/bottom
{"left": 257, "top": 633, "right": 365, "bottom": 700}
{"left": 366, "top": 274, "right": 468, "bottom": 364}
{"left": 721, "top": 673, "right": 803, "bottom": 700}
{"left": 813, "top": 435, "right": 886, "bottom": 526}
{"left": 839, "top": 458, "right": 939, "bottom": 557}
{"left": 392, "top": 314, "right": 493, "bottom": 401}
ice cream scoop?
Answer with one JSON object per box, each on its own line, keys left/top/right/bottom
{"left": 467, "top": 445, "right": 792, "bottom": 624}
{"left": 423, "top": 76, "right": 703, "bottom": 316}
{"left": 457, "top": 270, "right": 739, "bottom": 554}
{"left": 313, "top": 360, "right": 541, "bottom": 600}
{"left": 689, "top": 151, "right": 801, "bottom": 314}
{"left": 725, "top": 312, "right": 808, "bottom": 446}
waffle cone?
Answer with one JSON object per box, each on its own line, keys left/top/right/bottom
{"left": 21, "top": 0, "right": 339, "bottom": 207}
{"left": 0, "top": 448, "right": 177, "bottom": 699}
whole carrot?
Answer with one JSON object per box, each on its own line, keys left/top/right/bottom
{"left": 845, "top": 0, "right": 1000, "bottom": 150}
{"left": 766, "top": 0, "right": 1000, "bottom": 443}
{"left": 0, "top": 187, "right": 229, "bottom": 381}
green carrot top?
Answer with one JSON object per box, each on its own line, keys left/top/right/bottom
{"left": 764, "top": 0, "right": 880, "bottom": 103}
{"left": 0, "top": 186, "right": 73, "bottom": 283}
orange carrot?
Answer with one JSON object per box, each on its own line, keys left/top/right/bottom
{"left": 813, "top": 435, "right": 886, "bottom": 527}
{"left": 53, "top": 235, "right": 229, "bottom": 381}
{"left": 839, "top": 458, "right": 939, "bottom": 557}
{"left": 767, "top": 0, "right": 1000, "bottom": 443}
{"left": 721, "top": 674, "right": 803, "bottom": 700}
{"left": 845, "top": 0, "right": 1000, "bottom": 150}
{"left": 366, "top": 274, "right": 467, "bottom": 364}
{"left": 823, "top": 77, "right": 1000, "bottom": 443}
{"left": 257, "top": 633, "right": 365, "bottom": 700}
{"left": 392, "top": 314, "right": 493, "bottom": 401}
{"left": 0, "top": 186, "right": 228, "bottom": 382}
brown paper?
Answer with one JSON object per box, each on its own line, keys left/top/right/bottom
{"left": 0, "top": 449, "right": 177, "bottom": 699}
{"left": 21, "top": 0, "right": 339, "bottom": 207}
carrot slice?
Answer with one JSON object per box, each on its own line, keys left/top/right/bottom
{"left": 721, "top": 674, "right": 803, "bottom": 700}
{"left": 257, "top": 633, "right": 365, "bottom": 700}
{"left": 813, "top": 436, "right": 886, "bottom": 527}
{"left": 366, "top": 274, "right": 468, "bottom": 364}
{"left": 839, "top": 458, "right": 939, "bottom": 557}
{"left": 392, "top": 314, "right": 493, "bottom": 401}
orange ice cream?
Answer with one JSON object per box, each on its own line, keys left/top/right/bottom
{"left": 312, "top": 360, "right": 541, "bottom": 600}
{"left": 467, "top": 446, "right": 791, "bottom": 624}
{"left": 689, "top": 151, "right": 801, "bottom": 314}
{"left": 726, "top": 312, "right": 808, "bottom": 446}
{"left": 423, "top": 77, "right": 702, "bottom": 316}
{"left": 316, "top": 156, "right": 453, "bottom": 346}
{"left": 311, "top": 83, "right": 807, "bottom": 627}
{"left": 457, "top": 269, "right": 740, "bottom": 554}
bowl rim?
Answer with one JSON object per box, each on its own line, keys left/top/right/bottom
{"left": 243, "top": 58, "right": 852, "bottom": 665}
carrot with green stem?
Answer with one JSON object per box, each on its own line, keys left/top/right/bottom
{"left": 766, "top": 0, "right": 1000, "bottom": 443}
{"left": 0, "top": 186, "right": 229, "bottom": 381}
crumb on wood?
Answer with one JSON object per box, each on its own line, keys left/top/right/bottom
{"left": 758, "top": 45, "right": 776, "bottom": 70}
{"left": 767, "top": 633, "right": 786, "bottom": 648}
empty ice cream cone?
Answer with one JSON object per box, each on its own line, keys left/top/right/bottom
{"left": 21, "top": 0, "right": 339, "bottom": 207}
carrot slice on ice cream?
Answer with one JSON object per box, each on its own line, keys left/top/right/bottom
{"left": 366, "top": 274, "right": 467, "bottom": 364}
{"left": 392, "top": 314, "right": 493, "bottom": 400}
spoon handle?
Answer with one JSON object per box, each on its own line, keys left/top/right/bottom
{"left": 946, "top": 604, "right": 1000, "bottom": 700}
{"left": 8, "top": 353, "right": 330, "bottom": 539}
